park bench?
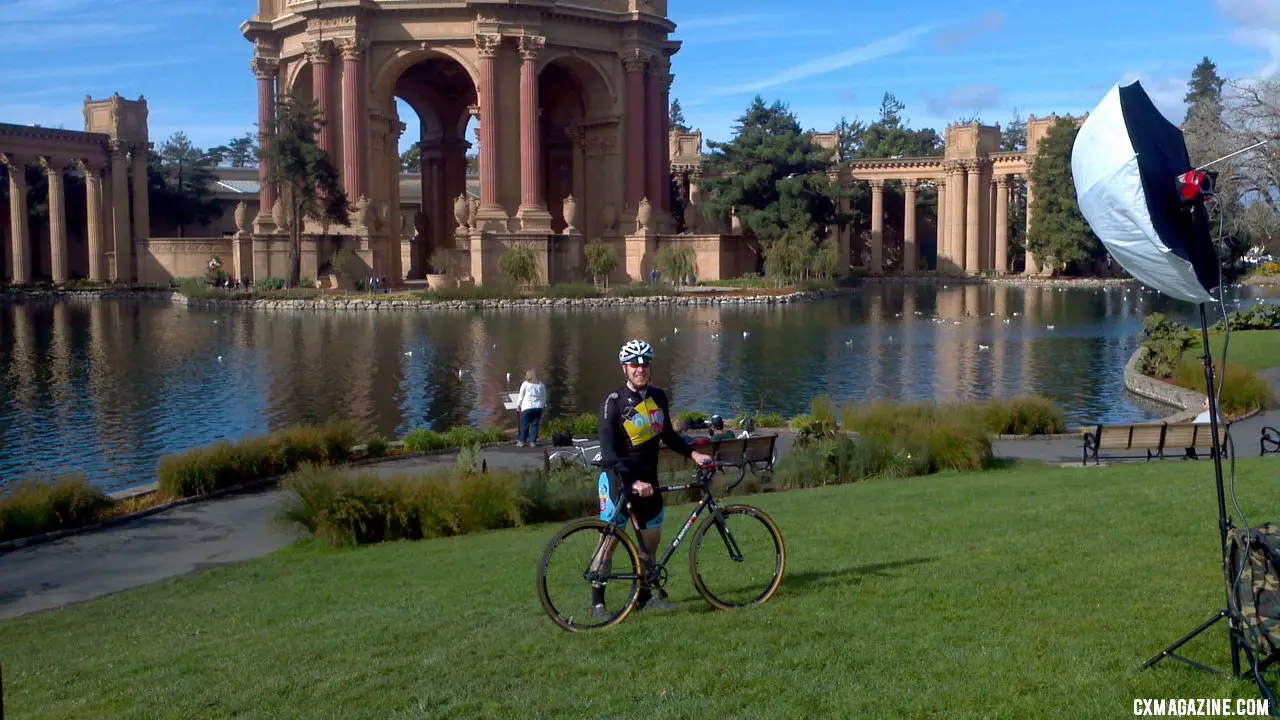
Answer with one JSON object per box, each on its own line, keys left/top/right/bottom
{"left": 1263, "top": 427, "right": 1279, "bottom": 457}
{"left": 656, "top": 433, "right": 779, "bottom": 479}
{"left": 1082, "top": 421, "right": 1229, "bottom": 466}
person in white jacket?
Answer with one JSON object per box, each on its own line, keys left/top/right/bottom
{"left": 516, "top": 369, "right": 548, "bottom": 446}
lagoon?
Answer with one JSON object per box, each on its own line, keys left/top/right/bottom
{"left": 2, "top": 282, "right": 1276, "bottom": 491}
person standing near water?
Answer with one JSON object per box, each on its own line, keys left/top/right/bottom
{"left": 516, "top": 370, "right": 547, "bottom": 447}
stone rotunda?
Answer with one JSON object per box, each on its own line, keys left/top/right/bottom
{"left": 242, "top": 0, "right": 688, "bottom": 285}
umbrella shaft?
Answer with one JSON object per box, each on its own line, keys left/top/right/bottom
{"left": 1196, "top": 138, "right": 1271, "bottom": 172}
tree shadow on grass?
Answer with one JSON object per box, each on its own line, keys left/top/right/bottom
{"left": 780, "top": 556, "right": 937, "bottom": 592}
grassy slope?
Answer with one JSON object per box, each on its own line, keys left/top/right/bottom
{"left": 3, "top": 459, "right": 1279, "bottom": 719}
{"left": 1205, "top": 329, "right": 1280, "bottom": 374}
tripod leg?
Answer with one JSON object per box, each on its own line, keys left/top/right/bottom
{"left": 1141, "top": 609, "right": 1229, "bottom": 674}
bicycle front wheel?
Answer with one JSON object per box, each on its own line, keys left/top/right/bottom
{"left": 689, "top": 504, "right": 786, "bottom": 610}
{"left": 537, "top": 518, "right": 643, "bottom": 631}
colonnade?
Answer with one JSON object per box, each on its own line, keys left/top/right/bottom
{"left": 1, "top": 137, "right": 147, "bottom": 284}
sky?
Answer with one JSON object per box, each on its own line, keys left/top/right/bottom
{"left": 2, "top": 0, "right": 1277, "bottom": 158}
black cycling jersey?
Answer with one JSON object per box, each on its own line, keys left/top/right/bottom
{"left": 597, "top": 383, "right": 694, "bottom": 483}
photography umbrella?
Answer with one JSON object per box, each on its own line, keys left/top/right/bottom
{"left": 1074, "top": 80, "right": 1278, "bottom": 715}
{"left": 1071, "top": 78, "right": 1219, "bottom": 303}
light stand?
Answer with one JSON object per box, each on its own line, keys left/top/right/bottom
{"left": 1140, "top": 303, "right": 1241, "bottom": 677}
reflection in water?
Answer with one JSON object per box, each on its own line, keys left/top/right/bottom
{"left": 1, "top": 284, "right": 1276, "bottom": 490}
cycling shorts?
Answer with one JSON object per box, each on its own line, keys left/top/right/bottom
{"left": 598, "top": 470, "right": 664, "bottom": 530}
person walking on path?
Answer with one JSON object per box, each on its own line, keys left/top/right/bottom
{"left": 516, "top": 370, "right": 547, "bottom": 447}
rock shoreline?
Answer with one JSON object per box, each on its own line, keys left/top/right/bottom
{"left": 0, "top": 275, "right": 1148, "bottom": 311}
{"left": 1122, "top": 345, "right": 1205, "bottom": 423}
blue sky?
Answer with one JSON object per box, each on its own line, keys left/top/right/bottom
{"left": 3, "top": 0, "right": 1277, "bottom": 157}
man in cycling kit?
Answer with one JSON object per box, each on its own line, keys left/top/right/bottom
{"left": 592, "top": 339, "right": 712, "bottom": 615}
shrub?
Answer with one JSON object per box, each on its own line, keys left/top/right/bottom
{"left": 402, "top": 426, "right": 508, "bottom": 454}
{"left": 254, "top": 277, "right": 286, "bottom": 291}
{"left": 498, "top": 245, "right": 540, "bottom": 286}
{"left": 546, "top": 282, "right": 602, "bottom": 299}
{"left": 420, "top": 285, "right": 511, "bottom": 302}
{"left": 1136, "top": 313, "right": 1197, "bottom": 377}
{"left": 584, "top": 241, "right": 617, "bottom": 288}
{"left": 175, "top": 277, "right": 218, "bottom": 299}
{"left": 608, "top": 284, "right": 677, "bottom": 298}
{"left": 0, "top": 475, "right": 115, "bottom": 543}
{"left": 520, "top": 465, "right": 597, "bottom": 524}
{"left": 156, "top": 420, "right": 358, "bottom": 498}
{"left": 365, "top": 436, "right": 388, "bottom": 457}
{"left": 1175, "top": 359, "right": 1275, "bottom": 417}
{"left": 982, "top": 396, "right": 1067, "bottom": 435}
{"left": 543, "top": 413, "right": 598, "bottom": 441}
{"left": 276, "top": 465, "right": 527, "bottom": 547}
{"left": 678, "top": 410, "right": 709, "bottom": 425}
{"left": 1215, "top": 304, "right": 1280, "bottom": 331}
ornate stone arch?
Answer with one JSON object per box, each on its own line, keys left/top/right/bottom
{"left": 284, "top": 56, "right": 311, "bottom": 93}
{"left": 372, "top": 46, "right": 479, "bottom": 114}
{"left": 537, "top": 49, "right": 618, "bottom": 119}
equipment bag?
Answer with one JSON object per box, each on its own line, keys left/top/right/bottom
{"left": 1228, "top": 523, "right": 1280, "bottom": 659}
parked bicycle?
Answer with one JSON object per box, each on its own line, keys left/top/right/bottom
{"left": 535, "top": 457, "right": 786, "bottom": 631}
{"left": 545, "top": 437, "right": 601, "bottom": 470}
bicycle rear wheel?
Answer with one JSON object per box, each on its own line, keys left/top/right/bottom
{"left": 537, "top": 518, "right": 643, "bottom": 631}
{"left": 689, "top": 504, "right": 786, "bottom": 610}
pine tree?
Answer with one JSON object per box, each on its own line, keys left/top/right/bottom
{"left": 260, "top": 88, "right": 349, "bottom": 287}
{"left": 154, "top": 131, "right": 222, "bottom": 237}
{"left": 1025, "top": 116, "right": 1101, "bottom": 274}
{"left": 1184, "top": 57, "right": 1225, "bottom": 120}
{"left": 700, "top": 96, "right": 849, "bottom": 277}
{"left": 669, "top": 99, "right": 690, "bottom": 133}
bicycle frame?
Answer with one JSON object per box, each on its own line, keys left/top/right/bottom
{"left": 593, "top": 461, "right": 749, "bottom": 587}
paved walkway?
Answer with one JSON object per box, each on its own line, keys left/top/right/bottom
{"left": 3, "top": 383, "right": 1276, "bottom": 622}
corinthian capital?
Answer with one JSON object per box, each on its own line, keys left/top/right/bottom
{"left": 903, "top": 178, "right": 919, "bottom": 191}
{"left": 0, "top": 152, "right": 21, "bottom": 172}
{"left": 337, "top": 36, "right": 369, "bottom": 61}
{"left": 869, "top": 179, "right": 885, "bottom": 190}
{"left": 621, "top": 48, "right": 649, "bottom": 73}
{"left": 304, "top": 39, "right": 332, "bottom": 64}
{"left": 475, "top": 33, "right": 503, "bottom": 59}
{"left": 108, "top": 139, "right": 130, "bottom": 157}
{"left": 251, "top": 56, "right": 280, "bottom": 79}
{"left": 518, "top": 35, "right": 544, "bottom": 61}
{"left": 39, "top": 156, "right": 66, "bottom": 175}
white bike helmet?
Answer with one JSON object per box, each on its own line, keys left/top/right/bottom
{"left": 618, "top": 339, "right": 654, "bottom": 365}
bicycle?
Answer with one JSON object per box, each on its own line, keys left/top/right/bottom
{"left": 535, "top": 457, "right": 786, "bottom": 632}
{"left": 546, "top": 437, "right": 601, "bottom": 470}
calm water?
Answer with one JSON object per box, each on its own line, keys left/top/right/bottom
{"left": 2, "top": 283, "right": 1276, "bottom": 491}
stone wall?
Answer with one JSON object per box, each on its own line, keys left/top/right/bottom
{"left": 137, "top": 238, "right": 234, "bottom": 285}
{"left": 1123, "top": 345, "right": 1205, "bottom": 423}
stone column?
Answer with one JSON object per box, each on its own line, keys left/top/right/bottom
{"left": 475, "top": 33, "right": 503, "bottom": 224}
{"left": 108, "top": 140, "right": 133, "bottom": 282}
{"left": 131, "top": 146, "right": 150, "bottom": 243}
{"left": 339, "top": 36, "right": 369, "bottom": 204}
{"left": 869, "top": 181, "right": 885, "bottom": 273}
{"left": 837, "top": 193, "right": 851, "bottom": 277}
{"left": 41, "top": 157, "right": 68, "bottom": 284}
{"left": 645, "top": 57, "right": 666, "bottom": 228}
{"left": 516, "top": 35, "right": 551, "bottom": 232}
{"left": 77, "top": 158, "right": 106, "bottom": 281}
{"left": 1024, "top": 178, "right": 1039, "bottom": 275}
{"left": 995, "top": 175, "right": 1010, "bottom": 274}
{"left": 2, "top": 154, "right": 30, "bottom": 284}
{"left": 306, "top": 41, "right": 334, "bottom": 155}
{"left": 903, "top": 179, "right": 918, "bottom": 273}
{"left": 660, "top": 67, "right": 673, "bottom": 214}
{"left": 623, "top": 50, "right": 648, "bottom": 217}
{"left": 965, "top": 160, "right": 982, "bottom": 275}
{"left": 935, "top": 177, "right": 945, "bottom": 272}
{"left": 252, "top": 56, "right": 279, "bottom": 220}
{"left": 948, "top": 163, "right": 966, "bottom": 274}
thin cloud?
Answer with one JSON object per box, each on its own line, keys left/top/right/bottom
{"left": 709, "top": 23, "right": 937, "bottom": 96}
{"left": 923, "top": 84, "right": 1003, "bottom": 118}
{"left": 1217, "top": 0, "right": 1280, "bottom": 76}
{"left": 936, "top": 11, "right": 1006, "bottom": 53}
{"left": 694, "top": 28, "right": 841, "bottom": 45}
{"left": 6, "top": 59, "right": 197, "bottom": 82}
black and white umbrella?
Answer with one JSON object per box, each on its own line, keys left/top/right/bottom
{"left": 1072, "top": 79, "right": 1219, "bottom": 304}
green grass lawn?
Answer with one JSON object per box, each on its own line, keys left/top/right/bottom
{"left": 1205, "top": 330, "right": 1280, "bottom": 373}
{"left": 4, "top": 459, "right": 1279, "bottom": 719}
